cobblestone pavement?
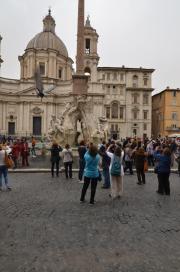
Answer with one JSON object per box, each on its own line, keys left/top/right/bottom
{"left": 0, "top": 172, "right": 180, "bottom": 272}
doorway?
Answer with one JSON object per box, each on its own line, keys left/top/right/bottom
{"left": 8, "top": 122, "right": 15, "bottom": 135}
{"left": 33, "top": 116, "right": 42, "bottom": 136}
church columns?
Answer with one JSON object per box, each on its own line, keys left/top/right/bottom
{"left": 43, "top": 104, "right": 47, "bottom": 135}
{"left": 2, "top": 102, "right": 6, "bottom": 131}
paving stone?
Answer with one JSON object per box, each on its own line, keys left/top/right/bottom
{"left": 0, "top": 172, "right": 180, "bottom": 271}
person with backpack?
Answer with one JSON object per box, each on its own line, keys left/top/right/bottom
{"left": 99, "top": 144, "right": 111, "bottom": 189}
{"left": 61, "top": 144, "right": 73, "bottom": 179}
{"left": 107, "top": 145, "right": 124, "bottom": 199}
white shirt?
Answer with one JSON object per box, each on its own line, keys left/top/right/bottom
{"left": 0, "top": 150, "right": 5, "bottom": 166}
{"left": 107, "top": 150, "right": 124, "bottom": 176}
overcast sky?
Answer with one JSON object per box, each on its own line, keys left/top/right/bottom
{"left": 0, "top": 0, "right": 180, "bottom": 93}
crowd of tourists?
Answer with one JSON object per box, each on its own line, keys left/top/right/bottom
{"left": 0, "top": 135, "right": 180, "bottom": 203}
{"left": 49, "top": 136, "right": 180, "bottom": 204}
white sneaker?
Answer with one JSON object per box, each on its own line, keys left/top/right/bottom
{"left": 78, "top": 180, "right": 84, "bottom": 184}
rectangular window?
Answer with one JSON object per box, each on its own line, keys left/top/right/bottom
{"left": 106, "top": 107, "right": 110, "bottom": 119}
{"left": 113, "top": 73, "right": 117, "bottom": 80}
{"left": 144, "top": 123, "right": 147, "bottom": 131}
{"left": 111, "top": 124, "right": 114, "bottom": 132}
{"left": 107, "top": 73, "right": 110, "bottom": 81}
{"left": 102, "top": 74, "right": 105, "bottom": 80}
{"left": 59, "top": 69, "right": 62, "bottom": 79}
{"left": 133, "top": 111, "right": 138, "bottom": 120}
{"left": 120, "top": 73, "right": 124, "bottom": 81}
{"left": 144, "top": 78, "right": 148, "bottom": 86}
{"left": 172, "top": 112, "right": 177, "bottom": 120}
{"left": 173, "top": 90, "right": 176, "bottom": 97}
{"left": 133, "top": 94, "right": 138, "bottom": 104}
{"left": 143, "top": 111, "right": 148, "bottom": 120}
{"left": 120, "top": 87, "right": 123, "bottom": 95}
{"left": 39, "top": 63, "right": 45, "bottom": 76}
{"left": 143, "top": 94, "right": 149, "bottom": 105}
{"left": 120, "top": 107, "right": 124, "bottom": 119}
{"left": 85, "top": 38, "right": 91, "bottom": 54}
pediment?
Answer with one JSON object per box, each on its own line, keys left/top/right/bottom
{"left": 16, "top": 86, "right": 56, "bottom": 96}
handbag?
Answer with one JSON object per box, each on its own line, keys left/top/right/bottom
{"left": 4, "top": 151, "right": 14, "bottom": 169}
{"left": 144, "top": 160, "right": 148, "bottom": 172}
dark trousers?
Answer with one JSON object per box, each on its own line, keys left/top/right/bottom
{"left": 136, "top": 167, "right": 145, "bottom": 184}
{"left": 78, "top": 159, "right": 85, "bottom": 181}
{"left": 157, "top": 173, "right": 170, "bottom": 195}
{"left": 22, "top": 155, "right": 29, "bottom": 166}
{"left": 148, "top": 155, "right": 154, "bottom": 166}
{"left": 12, "top": 157, "right": 18, "bottom": 169}
{"left": 80, "top": 176, "right": 98, "bottom": 204}
{"left": 102, "top": 168, "right": 110, "bottom": 188}
{"left": 64, "top": 162, "right": 72, "bottom": 178}
{"left": 51, "top": 161, "right": 60, "bottom": 177}
{"left": 124, "top": 161, "right": 133, "bottom": 174}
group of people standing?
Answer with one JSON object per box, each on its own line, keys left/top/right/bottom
{"left": 0, "top": 135, "right": 176, "bottom": 200}
{"left": 50, "top": 136, "right": 174, "bottom": 205}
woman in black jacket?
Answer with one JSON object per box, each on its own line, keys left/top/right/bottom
{"left": 50, "top": 142, "right": 62, "bottom": 177}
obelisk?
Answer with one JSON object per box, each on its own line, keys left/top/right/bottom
{"left": 73, "top": 0, "right": 88, "bottom": 95}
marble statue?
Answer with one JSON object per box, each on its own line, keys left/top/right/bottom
{"left": 48, "top": 96, "right": 108, "bottom": 146}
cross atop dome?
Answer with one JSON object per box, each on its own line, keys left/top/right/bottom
{"left": 48, "top": 7, "right": 51, "bottom": 16}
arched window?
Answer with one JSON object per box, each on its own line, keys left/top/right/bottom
{"left": 84, "top": 67, "right": 91, "bottom": 76}
{"left": 111, "top": 102, "right": 119, "bottom": 119}
{"left": 133, "top": 75, "right": 138, "bottom": 88}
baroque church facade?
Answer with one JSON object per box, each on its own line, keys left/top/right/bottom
{"left": 0, "top": 9, "right": 154, "bottom": 140}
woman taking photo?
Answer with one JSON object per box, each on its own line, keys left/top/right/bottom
{"left": 80, "top": 143, "right": 100, "bottom": 205}
{"left": 154, "top": 147, "right": 171, "bottom": 195}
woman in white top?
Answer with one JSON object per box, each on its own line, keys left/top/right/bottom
{"left": 61, "top": 144, "right": 73, "bottom": 179}
{"left": 0, "top": 144, "right": 12, "bottom": 191}
{"left": 107, "top": 145, "right": 124, "bottom": 199}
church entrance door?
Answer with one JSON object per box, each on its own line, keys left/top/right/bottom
{"left": 8, "top": 122, "right": 15, "bottom": 135}
{"left": 33, "top": 117, "right": 42, "bottom": 136}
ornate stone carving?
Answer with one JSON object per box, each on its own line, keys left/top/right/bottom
{"left": 32, "top": 106, "right": 43, "bottom": 115}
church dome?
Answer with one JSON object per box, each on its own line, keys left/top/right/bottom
{"left": 26, "top": 10, "right": 68, "bottom": 58}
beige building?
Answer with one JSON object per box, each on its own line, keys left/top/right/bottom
{"left": 0, "top": 10, "right": 154, "bottom": 140}
{"left": 152, "top": 87, "right": 180, "bottom": 138}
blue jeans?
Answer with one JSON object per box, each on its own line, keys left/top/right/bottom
{"left": 0, "top": 165, "right": 9, "bottom": 188}
{"left": 102, "top": 168, "right": 110, "bottom": 188}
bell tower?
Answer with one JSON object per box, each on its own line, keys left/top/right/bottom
{"left": 84, "top": 16, "right": 99, "bottom": 82}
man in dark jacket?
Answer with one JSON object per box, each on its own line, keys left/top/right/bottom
{"left": 50, "top": 142, "right": 62, "bottom": 177}
{"left": 99, "top": 145, "right": 111, "bottom": 189}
